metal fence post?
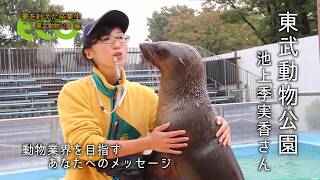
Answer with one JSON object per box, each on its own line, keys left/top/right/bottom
{"left": 223, "top": 60, "right": 227, "bottom": 96}
{"left": 50, "top": 117, "right": 60, "bottom": 144}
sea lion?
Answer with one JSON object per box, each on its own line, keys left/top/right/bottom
{"left": 139, "top": 41, "right": 244, "bottom": 180}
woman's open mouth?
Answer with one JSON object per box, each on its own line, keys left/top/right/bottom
{"left": 113, "top": 52, "right": 123, "bottom": 57}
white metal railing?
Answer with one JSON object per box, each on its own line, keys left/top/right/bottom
{"left": 0, "top": 92, "right": 318, "bottom": 142}
{"left": 0, "top": 92, "right": 319, "bottom": 172}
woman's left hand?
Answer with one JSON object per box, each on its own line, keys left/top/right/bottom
{"left": 215, "top": 116, "right": 231, "bottom": 147}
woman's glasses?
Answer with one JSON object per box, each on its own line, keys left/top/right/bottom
{"left": 99, "top": 35, "right": 130, "bottom": 45}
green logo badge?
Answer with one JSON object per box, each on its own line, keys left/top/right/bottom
{"left": 17, "top": 13, "right": 80, "bottom": 41}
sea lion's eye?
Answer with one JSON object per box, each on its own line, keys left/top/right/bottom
{"left": 154, "top": 47, "right": 169, "bottom": 59}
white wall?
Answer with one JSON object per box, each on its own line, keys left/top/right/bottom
{"left": 217, "top": 35, "right": 320, "bottom": 92}
{"left": 216, "top": 35, "right": 320, "bottom": 132}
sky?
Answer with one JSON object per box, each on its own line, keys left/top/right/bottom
{"left": 50, "top": 0, "right": 203, "bottom": 47}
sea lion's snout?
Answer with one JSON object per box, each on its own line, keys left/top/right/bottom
{"left": 140, "top": 42, "right": 175, "bottom": 69}
{"left": 139, "top": 42, "right": 157, "bottom": 67}
{"left": 142, "top": 42, "right": 186, "bottom": 71}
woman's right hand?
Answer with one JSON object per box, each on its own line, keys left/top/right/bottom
{"left": 146, "top": 122, "right": 189, "bottom": 155}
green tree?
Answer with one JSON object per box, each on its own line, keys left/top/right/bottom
{"left": 0, "top": 0, "right": 63, "bottom": 47}
{"left": 165, "top": 11, "right": 262, "bottom": 54}
{"left": 202, "top": 0, "right": 317, "bottom": 43}
{"left": 147, "top": 5, "right": 196, "bottom": 41}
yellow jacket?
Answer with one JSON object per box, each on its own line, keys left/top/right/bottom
{"left": 58, "top": 66, "right": 158, "bottom": 180}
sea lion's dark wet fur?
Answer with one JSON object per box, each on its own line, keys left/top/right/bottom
{"left": 139, "top": 41, "right": 244, "bottom": 180}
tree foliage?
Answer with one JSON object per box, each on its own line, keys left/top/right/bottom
{"left": 147, "top": 0, "right": 317, "bottom": 54}
{"left": 148, "top": 5, "right": 262, "bottom": 54}
{"left": 0, "top": 0, "right": 63, "bottom": 47}
{"left": 147, "top": 5, "right": 196, "bottom": 41}
{"left": 202, "top": 0, "right": 317, "bottom": 43}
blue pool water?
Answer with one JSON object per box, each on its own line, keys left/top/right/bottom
{"left": 1, "top": 134, "right": 319, "bottom": 180}
{"left": 234, "top": 143, "right": 320, "bottom": 180}
{"left": 0, "top": 168, "right": 66, "bottom": 180}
